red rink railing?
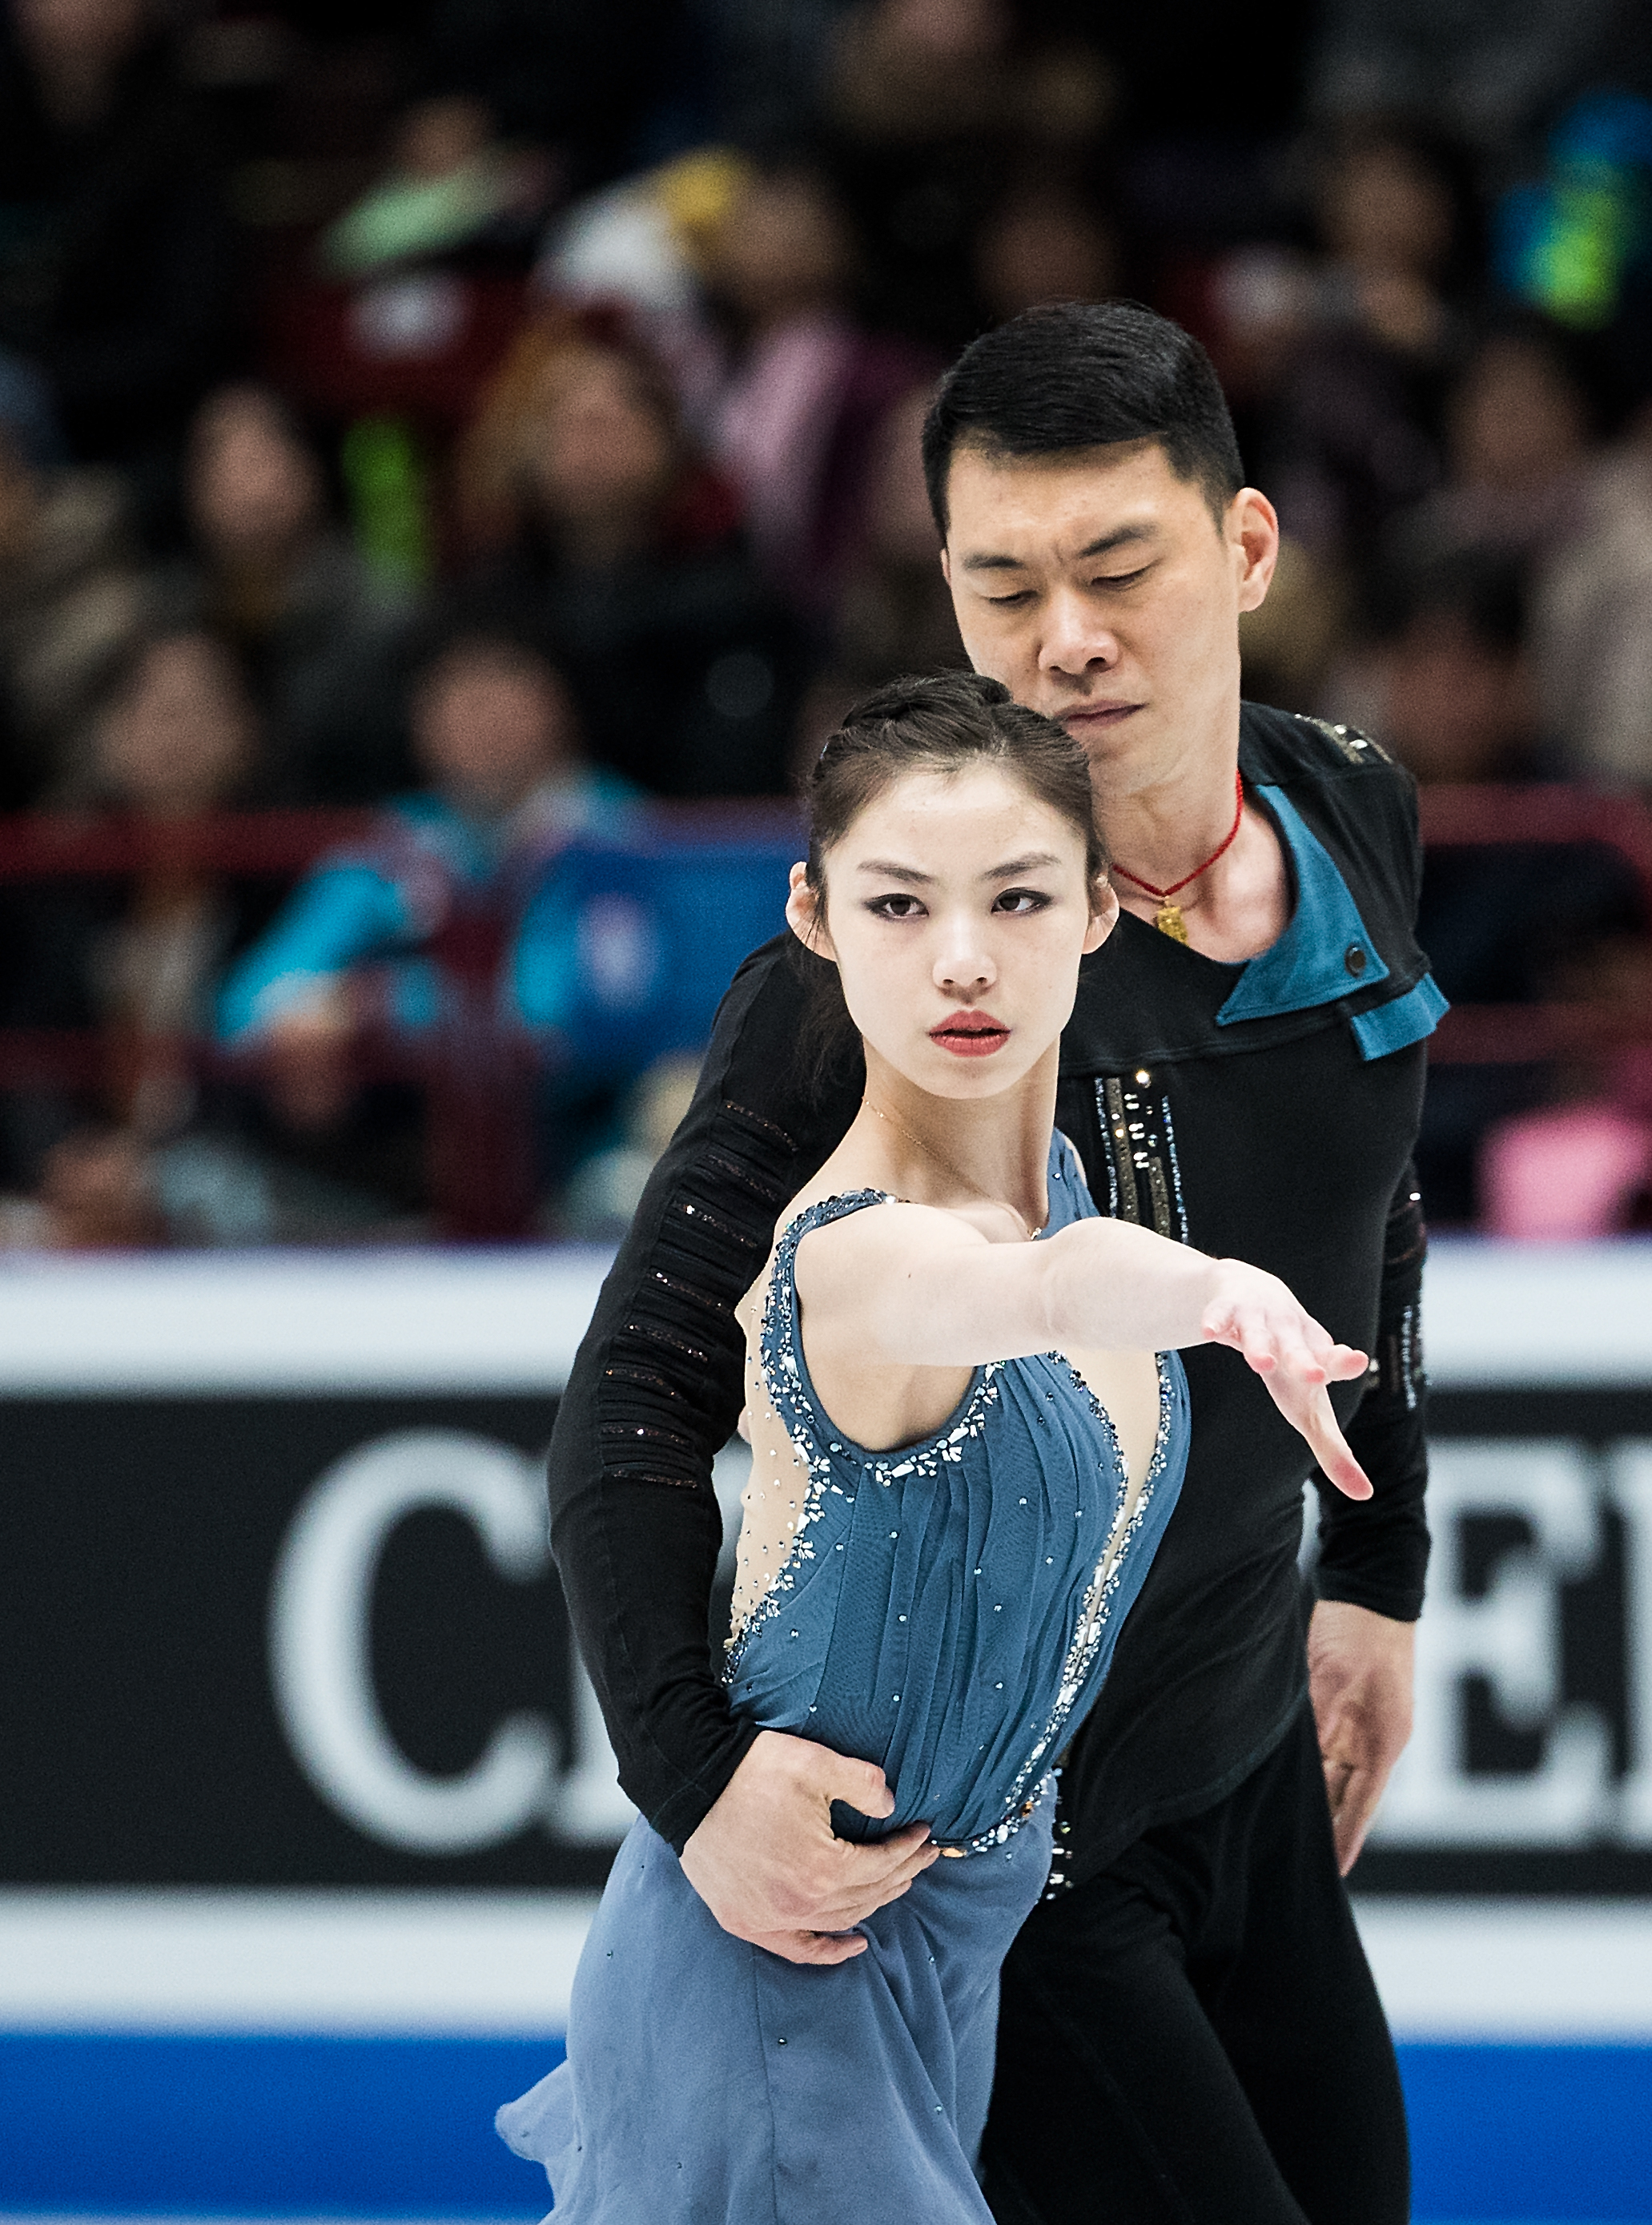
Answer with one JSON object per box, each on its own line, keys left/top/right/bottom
{"left": 0, "top": 788, "right": 1645, "bottom": 1240}
{"left": 1416, "top": 785, "right": 1652, "bottom": 1067}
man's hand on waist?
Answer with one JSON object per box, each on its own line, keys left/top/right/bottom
{"left": 679, "top": 1728, "right": 939, "bottom": 1967}
{"left": 1307, "top": 1598, "right": 1415, "bottom": 1875}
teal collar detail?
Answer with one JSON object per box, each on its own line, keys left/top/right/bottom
{"left": 1215, "top": 786, "right": 1390, "bottom": 1026}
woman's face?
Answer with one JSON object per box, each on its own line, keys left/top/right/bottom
{"left": 788, "top": 762, "right": 1115, "bottom": 1101}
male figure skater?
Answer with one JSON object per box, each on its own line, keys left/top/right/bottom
{"left": 547, "top": 303, "right": 1435, "bottom": 2223}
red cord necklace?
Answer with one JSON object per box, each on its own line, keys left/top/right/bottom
{"left": 1111, "top": 771, "right": 1245, "bottom": 944}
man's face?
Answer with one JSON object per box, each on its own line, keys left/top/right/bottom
{"left": 940, "top": 440, "right": 1276, "bottom": 783}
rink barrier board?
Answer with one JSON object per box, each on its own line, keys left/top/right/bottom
{"left": 0, "top": 1238, "right": 1650, "bottom": 2215}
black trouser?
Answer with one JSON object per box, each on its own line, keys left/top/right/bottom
{"left": 980, "top": 1701, "right": 1409, "bottom": 2225}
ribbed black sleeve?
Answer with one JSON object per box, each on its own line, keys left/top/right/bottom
{"left": 1312, "top": 1164, "right": 1431, "bottom": 1622}
{"left": 546, "top": 937, "right": 863, "bottom": 1852}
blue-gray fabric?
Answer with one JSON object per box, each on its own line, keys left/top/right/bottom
{"left": 498, "top": 1133, "right": 1190, "bottom": 2219}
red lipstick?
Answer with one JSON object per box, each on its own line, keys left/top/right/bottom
{"left": 930, "top": 1009, "right": 1011, "bottom": 1058}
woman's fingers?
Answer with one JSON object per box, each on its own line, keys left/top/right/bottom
{"left": 1202, "top": 1271, "right": 1373, "bottom": 1495}
{"left": 1224, "top": 1304, "right": 1366, "bottom": 1396}
{"left": 1323, "top": 1342, "right": 1371, "bottom": 1382}
{"left": 1268, "top": 1378, "right": 1373, "bottom": 1499}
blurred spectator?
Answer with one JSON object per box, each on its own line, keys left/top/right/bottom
{"left": 1392, "top": 316, "right": 1594, "bottom": 569}
{"left": 0, "top": 625, "right": 272, "bottom": 1192}
{"left": 1257, "top": 123, "right": 1477, "bottom": 565}
{"left": 0, "top": 0, "right": 237, "bottom": 506}
{"left": 819, "top": 0, "right": 1114, "bottom": 348}
{"left": 1236, "top": 533, "right": 1348, "bottom": 717}
{"left": 153, "top": 384, "right": 413, "bottom": 803}
{"left": 318, "top": 93, "right": 558, "bottom": 281}
{"left": 696, "top": 155, "right": 936, "bottom": 612}
{"left": 1482, "top": 1092, "right": 1652, "bottom": 1239}
{"left": 1306, "top": 0, "right": 1622, "bottom": 154}
{"left": 418, "top": 0, "right": 686, "bottom": 195}
{"left": 557, "top": 1046, "right": 700, "bottom": 1237}
{"left": 71, "top": 626, "right": 264, "bottom": 1135}
{"left": 533, "top": 144, "right": 750, "bottom": 405}
{"left": 217, "top": 625, "right": 636, "bottom": 1235}
{"left": 698, "top": 0, "right": 849, "bottom": 147}
{"left": 795, "top": 380, "right": 964, "bottom": 766}
{"left": 972, "top": 175, "right": 1120, "bottom": 325}
{"left": 456, "top": 312, "right": 808, "bottom": 796}
{"left": 537, "top": 147, "right": 936, "bottom": 614}
{"left": 1530, "top": 407, "right": 1652, "bottom": 787}
{"left": 0, "top": 413, "right": 145, "bottom": 803}
{"left": 1336, "top": 549, "right": 1537, "bottom": 787}
{"left": 1326, "top": 548, "right": 1647, "bottom": 1220}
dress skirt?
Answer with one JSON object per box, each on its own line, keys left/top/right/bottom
{"left": 496, "top": 1795, "right": 1055, "bottom": 2224}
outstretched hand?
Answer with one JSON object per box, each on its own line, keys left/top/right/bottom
{"left": 1200, "top": 1264, "right": 1373, "bottom": 1499}
{"left": 680, "top": 1729, "right": 939, "bottom": 1966}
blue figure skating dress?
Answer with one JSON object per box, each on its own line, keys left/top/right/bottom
{"left": 499, "top": 1132, "right": 1189, "bottom": 2221}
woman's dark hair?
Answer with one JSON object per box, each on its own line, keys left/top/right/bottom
{"left": 921, "top": 300, "right": 1243, "bottom": 539}
{"left": 792, "top": 669, "right": 1105, "bottom": 1086}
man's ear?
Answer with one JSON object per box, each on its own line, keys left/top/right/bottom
{"left": 1231, "top": 487, "right": 1280, "bottom": 615}
{"left": 785, "top": 861, "right": 834, "bottom": 959}
{"left": 940, "top": 545, "right": 952, "bottom": 588}
{"left": 1083, "top": 875, "right": 1120, "bottom": 954}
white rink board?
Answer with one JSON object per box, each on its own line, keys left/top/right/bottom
{"left": 0, "top": 1235, "right": 1643, "bottom": 1395}
{"left": 0, "top": 1889, "right": 1647, "bottom": 2042}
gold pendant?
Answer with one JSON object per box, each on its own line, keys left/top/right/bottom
{"left": 1154, "top": 903, "right": 1189, "bottom": 943}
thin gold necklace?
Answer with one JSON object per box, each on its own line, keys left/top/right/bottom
{"left": 862, "top": 1096, "right": 1043, "bottom": 1241}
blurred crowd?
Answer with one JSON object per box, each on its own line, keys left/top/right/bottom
{"left": 0, "top": 0, "right": 1650, "bottom": 1245}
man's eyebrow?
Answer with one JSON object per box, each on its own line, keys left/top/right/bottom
{"left": 1075, "top": 524, "right": 1157, "bottom": 561}
{"left": 959, "top": 522, "right": 1159, "bottom": 573}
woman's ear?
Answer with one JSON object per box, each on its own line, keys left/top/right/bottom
{"left": 785, "top": 861, "right": 835, "bottom": 959}
{"left": 1082, "top": 875, "right": 1120, "bottom": 955}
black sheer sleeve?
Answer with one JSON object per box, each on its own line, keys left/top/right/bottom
{"left": 1312, "top": 1165, "right": 1430, "bottom": 1621}
{"left": 547, "top": 937, "right": 863, "bottom": 1850}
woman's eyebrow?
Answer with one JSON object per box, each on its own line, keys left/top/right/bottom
{"left": 983, "top": 852, "right": 1061, "bottom": 878}
{"left": 854, "top": 859, "right": 932, "bottom": 883}
{"left": 853, "top": 852, "right": 1063, "bottom": 883}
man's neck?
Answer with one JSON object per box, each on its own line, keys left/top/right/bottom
{"left": 1093, "top": 718, "right": 1289, "bottom": 964}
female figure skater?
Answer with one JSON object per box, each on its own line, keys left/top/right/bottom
{"left": 499, "top": 672, "right": 1370, "bottom": 2221}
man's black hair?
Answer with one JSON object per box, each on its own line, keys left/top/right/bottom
{"left": 921, "top": 300, "right": 1244, "bottom": 538}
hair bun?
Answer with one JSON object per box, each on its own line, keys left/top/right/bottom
{"left": 837, "top": 672, "right": 1011, "bottom": 732}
